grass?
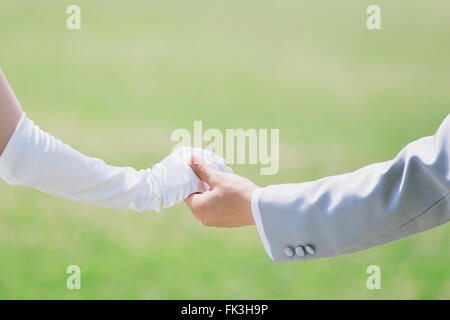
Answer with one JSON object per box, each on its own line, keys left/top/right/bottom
{"left": 0, "top": 0, "right": 449, "bottom": 299}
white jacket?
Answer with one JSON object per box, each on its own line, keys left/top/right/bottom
{"left": 251, "top": 114, "right": 450, "bottom": 262}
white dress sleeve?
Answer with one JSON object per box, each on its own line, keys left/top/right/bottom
{"left": 0, "top": 114, "right": 231, "bottom": 213}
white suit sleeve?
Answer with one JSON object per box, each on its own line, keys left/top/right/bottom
{"left": 252, "top": 114, "right": 450, "bottom": 262}
{"left": 0, "top": 114, "right": 231, "bottom": 213}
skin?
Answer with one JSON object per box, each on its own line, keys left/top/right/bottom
{"left": 0, "top": 67, "right": 24, "bottom": 156}
{"left": 185, "top": 154, "right": 257, "bottom": 228}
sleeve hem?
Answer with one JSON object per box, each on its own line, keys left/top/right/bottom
{"left": 251, "top": 187, "right": 275, "bottom": 261}
{"left": 0, "top": 112, "right": 27, "bottom": 181}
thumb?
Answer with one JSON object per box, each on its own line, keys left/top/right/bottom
{"left": 190, "top": 154, "right": 220, "bottom": 186}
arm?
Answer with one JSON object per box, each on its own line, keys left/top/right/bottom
{"left": 186, "top": 115, "right": 450, "bottom": 262}
{"left": 0, "top": 68, "right": 231, "bottom": 212}
{"left": 0, "top": 67, "right": 24, "bottom": 156}
{"left": 253, "top": 115, "right": 449, "bottom": 262}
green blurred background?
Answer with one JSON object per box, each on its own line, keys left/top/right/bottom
{"left": 0, "top": 0, "right": 449, "bottom": 299}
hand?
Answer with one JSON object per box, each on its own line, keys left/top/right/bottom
{"left": 185, "top": 154, "right": 258, "bottom": 227}
{"left": 153, "top": 147, "right": 232, "bottom": 211}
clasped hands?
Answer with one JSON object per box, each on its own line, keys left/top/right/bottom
{"left": 162, "top": 147, "right": 257, "bottom": 227}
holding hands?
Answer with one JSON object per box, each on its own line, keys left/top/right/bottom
{"left": 2, "top": 66, "right": 450, "bottom": 264}
{"left": 185, "top": 154, "right": 257, "bottom": 228}
{"left": 151, "top": 147, "right": 233, "bottom": 211}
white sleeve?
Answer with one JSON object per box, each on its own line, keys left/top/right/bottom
{"left": 0, "top": 114, "right": 231, "bottom": 213}
{"left": 252, "top": 114, "right": 450, "bottom": 262}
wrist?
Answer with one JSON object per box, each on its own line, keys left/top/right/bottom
{"left": 243, "top": 185, "right": 258, "bottom": 225}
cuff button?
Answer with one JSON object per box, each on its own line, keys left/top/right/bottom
{"left": 283, "top": 247, "right": 295, "bottom": 257}
{"left": 295, "top": 246, "right": 305, "bottom": 257}
{"left": 305, "top": 245, "right": 315, "bottom": 255}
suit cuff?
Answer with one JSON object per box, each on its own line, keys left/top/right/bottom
{"left": 251, "top": 187, "right": 274, "bottom": 261}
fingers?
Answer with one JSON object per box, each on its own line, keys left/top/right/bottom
{"left": 185, "top": 192, "right": 209, "bottom": 220}
{"left": 192, "top": 148, "right": 233, "bottom": 174}
{"left": 184, "top": 192, "right": 203, "bottom": 209}
{"left": 190, "top": 155, "right": 221, "bottom": 186}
